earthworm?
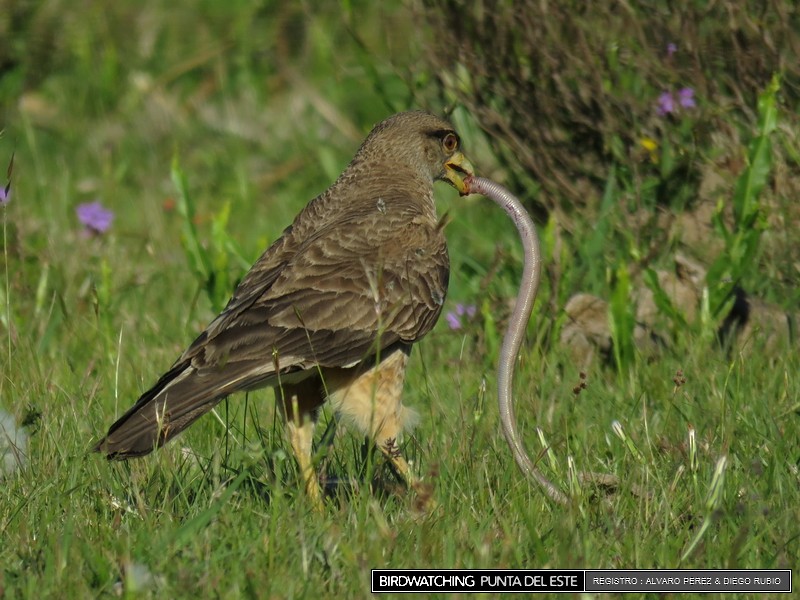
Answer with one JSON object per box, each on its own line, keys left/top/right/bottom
{"left": 464, "top": 176, "right": 569, "bottom": 505}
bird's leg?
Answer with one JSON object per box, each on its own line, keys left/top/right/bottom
{"left": 325, "top": 346, "right": 431, "bottom": 504}
{"left": 365, "top": 349, "right": 421, "bottom": 492}
{"left": 278, "top": 378, "right": 326, "bottom": 512}
{"left": 286, "top": 418, "right": 323, "bottom": 511}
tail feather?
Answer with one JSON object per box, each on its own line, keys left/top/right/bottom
{"left": 95, "top": 359, "right": 269, "bottom": 459}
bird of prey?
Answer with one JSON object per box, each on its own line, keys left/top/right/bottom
{"left": 95, "top": 111, "right": 474, "bottom": 509}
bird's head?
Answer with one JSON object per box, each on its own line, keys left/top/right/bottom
{"left": 354, "top": 111, "right": 474, "bottom": 195}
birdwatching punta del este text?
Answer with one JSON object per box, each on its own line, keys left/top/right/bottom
{"left": 371, "top": 569, "right": 792, "bottom": 593}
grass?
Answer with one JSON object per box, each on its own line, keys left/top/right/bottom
{"left": 1, "top": 2, "right": 798, "bottom": 598}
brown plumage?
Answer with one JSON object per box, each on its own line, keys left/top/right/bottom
{"left": 95, "top": 111, "right": 474, "bottom": 508}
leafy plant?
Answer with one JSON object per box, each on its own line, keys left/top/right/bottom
{"left": 171, "top": 156, "right": 250, "bottom": 314}
{"left": 608, "top": 261, "right": 636, "bottom": 373}
{"left": 704, "top": 75, "right": 780, "bottom": 321}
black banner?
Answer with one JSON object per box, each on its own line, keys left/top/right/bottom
{"left": 371, "top": 569, "right": 792, "bottom": 594}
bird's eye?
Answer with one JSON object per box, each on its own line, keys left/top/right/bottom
{"left": 442, "top": 133, "right": 458, "bottom": 153}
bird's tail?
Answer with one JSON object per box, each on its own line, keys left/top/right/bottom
{"left": 94, "top": 360, "right": 231, "bottom": 459}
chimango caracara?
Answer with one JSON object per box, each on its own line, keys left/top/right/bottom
{"left": 95, "top": 111, "right": 473, "bottom": 508}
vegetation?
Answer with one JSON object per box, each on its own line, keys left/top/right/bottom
{"left": 1, "top": 1, "right": 797, "bottom": 597}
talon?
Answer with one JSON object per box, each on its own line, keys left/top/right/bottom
{"left": 383, "top": 437, "right": 401, "bottom": 459}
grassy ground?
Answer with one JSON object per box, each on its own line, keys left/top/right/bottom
{"left": 1, "top": 2, "right": 798, "bottom": 598}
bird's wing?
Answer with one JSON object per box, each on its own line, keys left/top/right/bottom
{"left": 188, "top": 199, "right": 449, "bottom": 375}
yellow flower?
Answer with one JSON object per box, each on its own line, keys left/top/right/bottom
{"left": 640, "top": 137, "right": 659, "bottom": 164}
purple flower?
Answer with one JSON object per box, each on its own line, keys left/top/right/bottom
{"left": 76, "top": 201, "right": 114, "bottom": 234}
{"left": 666, "top": 43, "right": 677, "bottom": 57}
{"left": 445, "top": 312, "right": 462, "bottom": 330}
{"left": 678, "top": 87, "right": 696, "bottom": 108}
{"left": 656, "top": 92, "right": 675, "bottom": 116}
{"left": 455, "top": 303, "right": 477, "bottom": 318}
{"left": 446, "top": 303, "right": 477, "bottom": 330}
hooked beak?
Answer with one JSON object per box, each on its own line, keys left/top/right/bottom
{"left": 442, "top": 151, "right": 474, "bottom": 195}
